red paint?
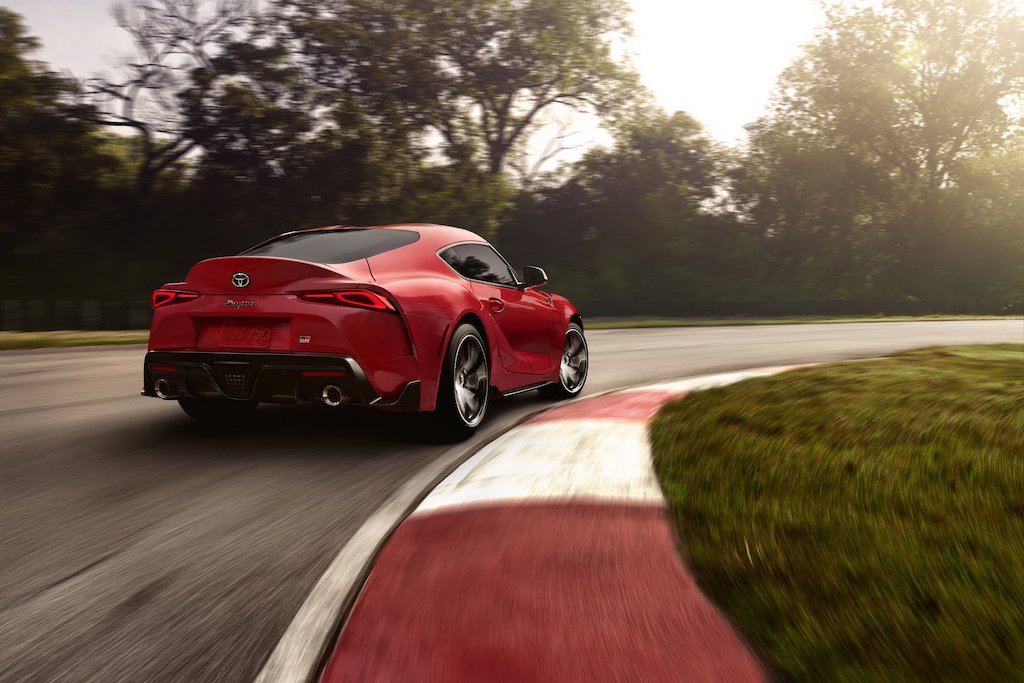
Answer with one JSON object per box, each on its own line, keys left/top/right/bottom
{"left": 529, "top": 390, "right": 685, "bottom": 424}
{"left": 321, "top": 503, "right": 764, "bottom": 683}
{"left": 146, "top": 224, "right": 582, "bottom": 413}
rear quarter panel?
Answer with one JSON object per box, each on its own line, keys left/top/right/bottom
{"left": 383, "top": 276, "right": 483, "bottom": 412}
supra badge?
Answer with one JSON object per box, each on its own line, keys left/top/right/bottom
{"left": 231, "top": 272, "right": 250, "bottom": 288}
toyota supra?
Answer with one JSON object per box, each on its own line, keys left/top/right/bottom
{"left": 142, "top": 224, "right": 588, "bottom": 437}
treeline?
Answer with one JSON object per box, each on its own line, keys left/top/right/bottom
{"left": 1, "top": 0, "right": 1022, "bottom": 307}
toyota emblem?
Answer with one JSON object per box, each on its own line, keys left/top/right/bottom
{"left": 231, "top": 272, "right": 250, "bottom": 288}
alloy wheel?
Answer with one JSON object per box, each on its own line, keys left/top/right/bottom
{"left": 559, "top": 328, "right": 588, "bottom": 393}
{"left": 453, "top": 334, "right": 489, "bottom": 426}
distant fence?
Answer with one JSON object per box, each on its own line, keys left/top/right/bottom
{"left": 1, "top": 299, "right": 1019, "bottom": 332}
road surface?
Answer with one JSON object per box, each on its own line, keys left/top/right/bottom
{"left": 0, "top": 321, "right": 1020, "bottom": 681}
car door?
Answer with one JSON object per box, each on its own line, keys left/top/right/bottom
{"left": 440, "top": 243, "right": 556, "bottom": 375}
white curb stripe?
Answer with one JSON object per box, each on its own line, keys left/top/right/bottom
{"left": 415, "top": 420, "right": 664, "bottom": 514}
{"left": 416, "top": 366, "right": 802, "bottom": 515}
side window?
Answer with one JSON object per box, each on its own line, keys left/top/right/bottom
{"left": 440, "top": 244, "right": 518, "bottom": 287}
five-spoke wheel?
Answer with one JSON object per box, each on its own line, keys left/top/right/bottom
{"left": 452, "top": 331, "right": 489, "bottom": 427}
{"left": 435, "top": 323, "right": 490, "bottom": 438}
{"left": 540, "top": 322, "right": 588, "bottom": 398}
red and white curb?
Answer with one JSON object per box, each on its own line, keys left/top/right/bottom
{"left": 306, "top": 366, "right": 799, "bottom": 683}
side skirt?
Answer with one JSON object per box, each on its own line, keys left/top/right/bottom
{"left": 498, "top": 381, "right": 553, "bottom": 398}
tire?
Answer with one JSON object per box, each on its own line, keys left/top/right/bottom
{"left": 178, "top": 397, "right": 257, "bottom": 424}
{"left": 539, "top": 322, "right": 588, "bottom": 399}
{"left": 433, "top": 323, "right": 490, "bottom": 440}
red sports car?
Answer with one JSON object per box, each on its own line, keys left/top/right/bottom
{"left": 143, "top": 224, "right": 588, "bottom": 437}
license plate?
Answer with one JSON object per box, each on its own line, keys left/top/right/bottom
{"left": 221, "top": 322, "right": 272, "bottom": 349}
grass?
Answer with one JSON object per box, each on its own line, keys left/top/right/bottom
{"left": 0, "top": 330, "right": 149, "bottom": 349}
{"left": 650, "top": 345, "right": 1024, "bottom": 682}
{"left": 587, "top": 314, "right": 1021, "bottom": 330}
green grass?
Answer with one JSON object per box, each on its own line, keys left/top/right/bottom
{"left": 651, "top": 345, "right": 1024, "bottom": 682}
{"left": 0, "top": 330, "right": 149, "bottom": 349}
{"left": 587, "top": 314, "right": 1021, "bottom": 330}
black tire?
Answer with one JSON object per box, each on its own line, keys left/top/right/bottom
{"left": 178, "top": 397, "right": 257, "bottom": 424}
{"left": 433, "top": 323, "right": 490, "bottom": 440}
{"left": 539, "top": 322, "right": 588, "bottom": 399}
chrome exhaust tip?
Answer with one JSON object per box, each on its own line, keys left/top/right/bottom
{"left": 154, "top": 378, "right": 173, "bottom": 399}
{"left": 322, "top": 385, "right": 343, "bottom": 407}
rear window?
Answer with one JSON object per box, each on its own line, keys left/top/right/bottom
{"left": 242, "top": 229, "right": 419, "bottom": 263}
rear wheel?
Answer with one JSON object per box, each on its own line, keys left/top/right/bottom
{"left": 434, "top": 323, "right": 490, "bottom": 440}
{"left": 540, "top": 322, "right": 588, "bottom": 399}
{"left": 178, "top": 397, "right": 257, "bottom": 423}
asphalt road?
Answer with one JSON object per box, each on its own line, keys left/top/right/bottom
{"left": 0, "top": 321, "right": 1020, "bottom": 682}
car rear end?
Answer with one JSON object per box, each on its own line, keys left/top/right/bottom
{"left": 143, "top": 229, "right": 423, "bottom": 412}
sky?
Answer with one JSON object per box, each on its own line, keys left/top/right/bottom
{"left": 3, "top": 0, "right": 827, "bottom": 146}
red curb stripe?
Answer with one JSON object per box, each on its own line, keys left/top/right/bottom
{"left": 528, "top": 390, "right": 683, "bottom": 424}
{"left": 320, "top": 503, "right": 765, "bottom": 683}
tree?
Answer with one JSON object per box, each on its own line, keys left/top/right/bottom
{"left": 86, "top": 0, "right": 254, "bottom": 194}
{"left": 181, "top": 36, "right": 315, "bottom": 184}
{"left": 499, "top": 110, "right": 742, "bottom": 300}
{"left": 781, "top": 0, "right": 1023, "bottom": 193}
{"left": 732, "top": 118, "right": 896, "bottom": 298}
{"left": 274, "top": 0, "right": 640, "bottom": 176}
{"left": 0, "top": 8, "right": 123, "bottom": 290}
{"left": 741, "top": 0, "right": 1024, "bottom": 298}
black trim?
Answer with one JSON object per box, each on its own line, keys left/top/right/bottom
{"left": 142, "top": 351, "right": 420, "bottom": 411}
{"left": 499, "top": 381, "right": 553, "bottom": 398}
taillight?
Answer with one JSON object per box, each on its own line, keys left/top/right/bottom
{"left": 298, "top": 290, "right": 396, "bottom": 312}
{"left": 152, "top": 289, "right": 200, "bottom": 308}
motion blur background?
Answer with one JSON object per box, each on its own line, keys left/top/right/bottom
{"left": 1, "top": 0, "right": 1022, "bottom": 316}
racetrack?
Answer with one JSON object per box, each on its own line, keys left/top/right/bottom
{"left": 0, "top": 321, "right": 1020, "bottom": 681}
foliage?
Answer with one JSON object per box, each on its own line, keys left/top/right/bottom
{"left": 0, "top": 9, "right": 126, "bottom": 292}
{"left": 0, "top": 0, "right": 1022, "bottom": 306}
{"left": 274, "top": 0, "right": 640, "bottom": 176}
{"left": 500, "top": 110, "right": 759, "bottom": 300}
{"left": 86, "top": 0, "right": 255, "bottom": 194}
{"left": 735, "top": 0, "right": 1024, "bottom": 300}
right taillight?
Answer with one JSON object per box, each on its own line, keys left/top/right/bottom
{"left": 298, "top": 290, "right": 396, "bottom": 312}
{"left": 152, "top": 289, "right": 200, "bottom": 309}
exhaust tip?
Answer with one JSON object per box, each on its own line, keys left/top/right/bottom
{"left": 322, "top": 385, "right": 343, "bottom": 407}
{"left": 154, "top": 378, "right": 173, "bottom": 399}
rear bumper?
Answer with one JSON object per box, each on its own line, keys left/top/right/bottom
{"left": 142, "top": 351, "right": 421, "bottom": 411}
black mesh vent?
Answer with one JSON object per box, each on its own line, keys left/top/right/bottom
{"left": 214, "top": 363, "right": 256, "bottom": 398}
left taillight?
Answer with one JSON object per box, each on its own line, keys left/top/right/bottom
{"left": 151, "top": 289, "right": 200, "bottom": 309}
{"left": 298, "top": 290, "right": 396, "bottom": 312}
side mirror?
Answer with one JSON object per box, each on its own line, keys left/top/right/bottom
{"left": 521, "top": 265, "right": 548, "bottom": 289}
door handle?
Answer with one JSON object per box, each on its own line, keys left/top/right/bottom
{"left": 488, "top": 297, "right": 505, "bottom": 313}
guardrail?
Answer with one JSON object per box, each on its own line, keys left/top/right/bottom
{"left": 0, "top": 299, "right": 1019, "bottom": 332}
